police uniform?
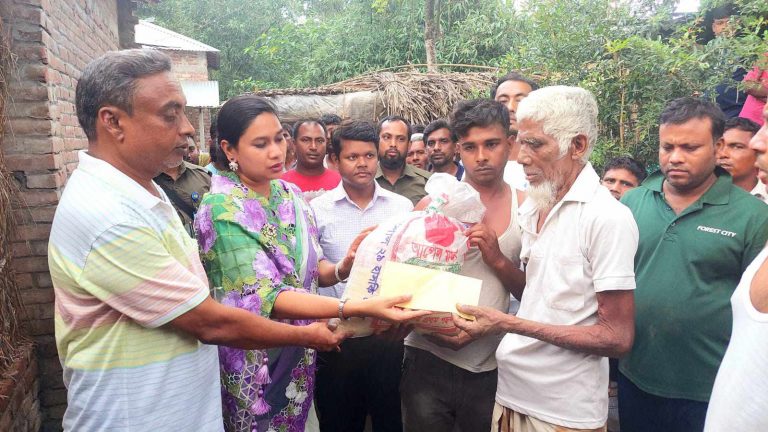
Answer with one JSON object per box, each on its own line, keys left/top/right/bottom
{"left": 154, "top": 161, "right": 211, "bottom": 236}
{"left": 375, "top": 164, "right": 432, "bottom": 205}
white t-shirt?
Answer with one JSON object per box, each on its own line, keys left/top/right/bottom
{"left": 750, "top": 180, "right": 767, "bottom": 203}
{"left": 503, "top": 160, "right": 528, "bottom": 190}
{"left": 406, "top": 188, "right": 522, "bottom": 372}
{"left": 705, "top": 246, "right": 768, "bottom": 431}
{"left": 495, "top": 163, "right": 638, "bottom": 429}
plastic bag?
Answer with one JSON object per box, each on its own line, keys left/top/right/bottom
{"left": 339, "top": 174, "right": 486, "bottom": 336}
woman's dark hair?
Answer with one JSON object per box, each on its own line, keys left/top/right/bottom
{"left": 216, "top": 95, "right": 278, "bottom": 170}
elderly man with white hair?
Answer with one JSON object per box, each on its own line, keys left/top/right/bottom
{"left": 455, "top": 86, "right": 638, "bottom": 432}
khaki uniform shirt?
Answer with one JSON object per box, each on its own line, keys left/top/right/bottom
{"left": 154, "top": 161, "right": 211, "bottom": 235}
{"left": 375, "top": 164, "right": 431, "bottom": 205}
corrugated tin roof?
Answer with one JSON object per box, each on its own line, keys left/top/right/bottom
{"left": 135, "top": 20, "right": 219, "bottom": 53}
{"left": 181, "top": 80, "right": 220, "bottom": 108}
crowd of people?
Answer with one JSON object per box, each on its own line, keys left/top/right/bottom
{"left": 48, "top": 44, "right": 768, "bottom": 432}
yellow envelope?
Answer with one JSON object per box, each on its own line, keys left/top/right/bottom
{"left": 378, "top": 261, "right": 482, "bottom": 320}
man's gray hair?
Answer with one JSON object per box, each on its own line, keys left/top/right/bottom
{"left": 516, "top": 86, "right": 599, "bottom": 163}
{"left": 76, "top": 49, "right": 172, "bottom": 141}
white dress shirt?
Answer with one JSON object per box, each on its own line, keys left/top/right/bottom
{"left": 311, "top": 181, "right": 413, "bottom": 298}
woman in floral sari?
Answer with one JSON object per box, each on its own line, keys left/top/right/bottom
{"left": 195, "top": 95, "right": 425, "bottom": 432}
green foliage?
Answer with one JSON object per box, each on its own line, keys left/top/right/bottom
{"left": 138, "top": 0, "right": 768, "bottom": 169}
{"left": 499, "top": 0, "right": 767, "bottom": 169}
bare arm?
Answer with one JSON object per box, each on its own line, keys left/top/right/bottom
{"left": 454, "top": 289, "right": 635, "bottom": 358}
{"left": 169, "top": 297, "right": 347, "bottom": 351}
{"left": 273, "top": 291, "right": 431, "bottom": 323}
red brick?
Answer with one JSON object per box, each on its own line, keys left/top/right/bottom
{"left": 20, "top": 289, "right": 54, "bottom": 305}
{"left": 5, "top": 118, "right": 52, "bottom": 137}
{"left": 12, "top": 27, "right": 44, "bottom": 43}
{"left": 13, "top": 256, "right": 49, "bottom": 273}
{"left": 2, "top": 137, "right": 53, "bottom": 155}
{"left": 15, "top": 272, "right": 35, "bottom": 289}
{"left": 7, "top": 101, "right": 50, "bottom": 119}
{"left": 7, "top": 80, "right": 48, "bottom": 101}
{"left": 12, "top": 223, "right": 52, "bottom": 241}
{"left": 13, "top": 206, "right": 56, "bottom": 225}
{"left": 34, "top": 272, "right": 52, "bottom": 288}
{"left": 11, "top": 242, "right": 33, "bottom": 257}
{"left": 26, "top": 171, "right": 66, "bottom": 189}
{"left": 16, "top": 189, "right": 60, "bottom": 206}
{"left": 26, "top": 318, "right": 53, "bottom": 336}
{"left": 21, "top": 302, "right": 54, "bottom": 321}
{"left": 3, "top": 153, "right": 62, "bottom": 171}
{"left": 6, "top": 4, "right": 43, "bottom": 25}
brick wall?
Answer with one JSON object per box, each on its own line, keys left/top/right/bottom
{"left": 0, "top": 344, "right": 42, "bottom": 432}
{"left": 168, "top": 49, "right": 209, "bottom": 81}
{"left": 186, "top": 106, "right": 214, "bottom": 151}
{"left": 1, "top": 0, "right": 133, "bottom": 430}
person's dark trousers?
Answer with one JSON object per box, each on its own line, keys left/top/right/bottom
{"left": 315, "top": 336, "right": 404, "bottom": 432}
{"left": 618, "top": 372, "right": 709, "bottom": 432}
{"left": 400, "top": 346, "right": 497, "bottom": 432}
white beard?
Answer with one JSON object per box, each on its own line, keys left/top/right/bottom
{"left": 527, "top": 180, "right": 558, "bottom": 211}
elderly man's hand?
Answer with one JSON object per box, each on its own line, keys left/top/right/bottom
{"left": 452, "top": 304, "right": 508, "bottom": 339}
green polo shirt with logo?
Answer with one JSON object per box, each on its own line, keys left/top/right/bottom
{"left": 619, "top": 168, "right": 768, "bottom": 401}
{"left": 375, "top": 164, "right": 431, "bottom": 205}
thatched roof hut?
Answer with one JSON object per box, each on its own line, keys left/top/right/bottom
{"left": 249, "top": 68, "right": 499, "bottom": 126}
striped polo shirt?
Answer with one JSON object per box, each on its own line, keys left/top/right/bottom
{"left": 48, "top": 151, "right": 222, "bottom": 431}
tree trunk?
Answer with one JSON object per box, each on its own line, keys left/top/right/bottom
{"left": 424, "top": 0, "right": 437, "bottom": 73}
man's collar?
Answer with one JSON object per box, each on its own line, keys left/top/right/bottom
{"left": 560, "top": 163, "right": 600, "bottom": 203}
{"left": 77, "top": 150, "right": 166, "bottom": 209}
{"left": 376, "top": 163, "right": 417, "bottom": 179}
{"left": 518, "top": 163, "right": 600, "bottom": 216}
{"left": 642, "top": 166, "right": 732, "bottom": 205}
{"left": 155, "top": 161, "right": 188, "bottom": 181}
{"left": 327, "top": 180, "right": 381, "bottom": 205}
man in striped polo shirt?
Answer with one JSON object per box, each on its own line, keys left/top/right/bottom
{"left": 48, "top": 49, "right": 350, "bottom": 431}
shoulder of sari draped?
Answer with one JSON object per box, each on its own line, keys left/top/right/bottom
{"left": 275, "top": 179, "right": 320, "bottom": 291}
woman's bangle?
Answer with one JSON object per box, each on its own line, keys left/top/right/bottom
{"left": 338, "top": 298, "right": 349, "bottom": 320}
{"left": 334, "top": 261, "right": 348, "bottom": 283}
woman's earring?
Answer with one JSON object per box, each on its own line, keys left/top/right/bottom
{"left": 228, "top": 160, "right": 239, "bottom": 171}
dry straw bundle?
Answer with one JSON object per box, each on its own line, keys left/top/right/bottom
{"left": 0, "top": 18, "right": 29, "bottom": 376}
{"left": 252, "top": 65, "right": 499, "bottom": 126}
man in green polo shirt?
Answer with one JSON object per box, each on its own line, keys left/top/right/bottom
{"left": 375, "top": 115, "right": 431, "bottom": 205}
{"left": 618, "top": 97, "right": 768, "bottom": 432}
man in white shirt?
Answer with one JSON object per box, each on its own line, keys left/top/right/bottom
{"left": 401, "top": 99, "right": 526, "bottom": 432}
{"left": 311, "top": 121, "right": 413, "bottom": 432}
{"left": 455, "top": 86, "right": 638, "bottom": 432}
{"left": 491, "top": 72, "right": 538, "bottom": 190}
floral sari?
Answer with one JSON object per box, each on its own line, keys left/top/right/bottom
{"left": 195, "top": 171, "right": 321, "bottom": 432}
